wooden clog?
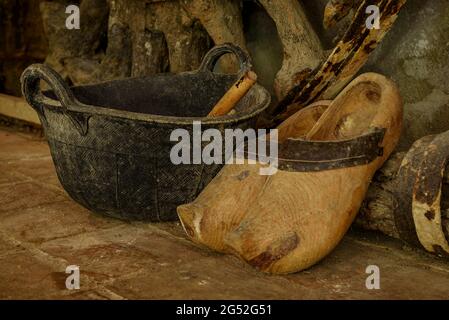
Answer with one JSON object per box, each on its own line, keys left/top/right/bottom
{"left": 177, "top": 101, "right": 331, "bottom": 252}
{"left": 224, "top": 73, "right": 403, "bottom": 273}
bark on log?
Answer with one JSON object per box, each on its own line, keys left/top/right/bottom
{"left": 357, "top": 147, "right": 449, "bottom": 251}
{"left": 259, "top": 0, "right": 325, "bottom": 100}
{"left": 323, "top": 0, "right": 360, "bottom": 29}
{"left": 321, "top": 0, "right": 405, "bottom": 100}
{"left": 356, "top": 151, "right": 405, "bottom": 239}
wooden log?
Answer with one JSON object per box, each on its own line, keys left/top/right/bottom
{"left": 269, "top": 0, "right": 407, "bottom": 125}
{"left": 140, "top": 30, "right": 170, "bottom": 75}
{"left": 181, "top": 0, "right": 246, "bottom": 73}
{"left": 356, "top": 151, "right": 405, "bottom": 239}
{"left": 40, "top": 0, "right": 108, "bottom": 58}
{"left": 40, "top": 0, "right": 209, "bottom": 83}
{"left": 357, "top": 141, "right": 449, "bottom": 253}
{"left": 65, "top": 22, "right": 132, "bottom": 84}
{"left": 321, "top": 0, "right": 406, "bottom": 100}
{"left": 108, "top": 0, "right": 147, "bottom": 77}
{"left": 96, "top": 23, "right": 133, "bottom": 81}
{"left": 40, "top": 0, "right": 132, "bottom": 84}
{"left": 323, "top": 0, "right": 360, "bottom": 29}
{"left": 146, "top": 0, "right": 211, "bottom": 74}
{"left": 258, "top": 0, "right": 325, "bottom": 100}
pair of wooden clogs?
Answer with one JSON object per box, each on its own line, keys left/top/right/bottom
{"left": 177, "top": 73, "right": 403, "bottom": 274}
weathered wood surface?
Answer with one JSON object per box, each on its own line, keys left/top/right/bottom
{"left": 40, "top": 0, "right": 212, "bottom": 84}
{"left": 145, "top": 0, "right": 211, "bottom": 74}
{"left": 269, "top": 0, "right": 407, "bottom": 125}
{"left": 36, "top": 0, "right": 407, "bottom": 106}
{"left": 258, "top": 0, "right": 325, "bottom": 100}
{"left": 357, "top": 136, "right": 449, "bottom": 254}
{"left": 323, "top": 0, "right": 361, "bottom": 29}
{"left": 181, "top": 0, "right": 246, "bottom": 73}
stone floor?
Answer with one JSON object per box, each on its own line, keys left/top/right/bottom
{"left": 1, "top": 126, "right": 449, "bottom": 300}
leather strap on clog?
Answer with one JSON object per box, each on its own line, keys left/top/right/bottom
{"left": 277, "top": 128, "right": 386, "bottom": 172}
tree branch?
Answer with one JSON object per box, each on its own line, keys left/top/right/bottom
{"left": 259, "top": 0, "right": 325, "bottom": 100}
{"left": 270, "top": 0, "right": 407, "bottom": 124}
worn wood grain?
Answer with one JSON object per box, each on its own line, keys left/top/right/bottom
{"left": 258, "top": 0, "right": 325, "bottom": 100}
{"left": 269, "top": 0, "right": 407, "bottom": 125}
{"left": 357, "top": 136, "right": 449, "bottom": 254}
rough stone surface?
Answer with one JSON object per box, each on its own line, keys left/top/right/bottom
{"left": 1, "top": 127, "right": 449, "bottom": 299}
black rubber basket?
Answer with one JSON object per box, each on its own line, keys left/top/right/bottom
{"left": 21, "top": 44, "right": 270, "bottom": 221}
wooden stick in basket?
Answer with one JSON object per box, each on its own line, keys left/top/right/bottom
{"left": 207, "top": 70, "right": 258, "bottom": 117}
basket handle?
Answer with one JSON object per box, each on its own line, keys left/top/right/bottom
{"left": 198, "top": 43, "right": 252, "bottom": 76}
{"left": 21, "top": 64, "right": 91, "bottom": 136}
{"left": 21, "top": 64, "right": 76, "bottom": 115}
